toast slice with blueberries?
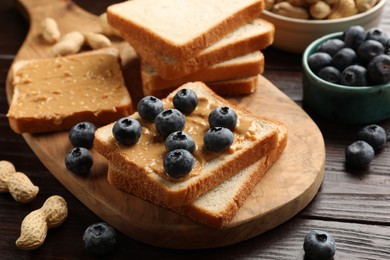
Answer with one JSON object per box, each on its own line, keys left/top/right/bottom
{"left": 93, "top": 81, "right": 285, "bottom": 207}
{"left": 107, "top": 122, "right": 287, "bottom": 229}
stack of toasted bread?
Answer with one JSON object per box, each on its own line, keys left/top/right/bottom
{"left": 106, "top": 0, "right": 274, "bottom": 97}
{"left": 94, "top": 81, "right": 287, "bottom": 228}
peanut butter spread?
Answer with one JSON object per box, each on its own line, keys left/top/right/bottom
{"left": 7, "top": 48, "right": 132, "bottom": 133}
{"left": 107, "top": 91, "right": 263, "bottom": 181}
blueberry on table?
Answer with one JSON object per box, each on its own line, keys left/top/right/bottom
{"left": 65, "top": 147, "right": 93, "bottom": 175}
{"left": 331, "top": 48, "right": 357, "bottom": 71}
{"left": 345, "top": 140, "right": 375, "bottom": 168}
{"left": 163, "top": 149, "right": 194, "bottom": 178}
{"left": 303, "top": 230, "right": 336, "bottom": 260}
{"left": 340, "top": 65, "right": 368, "bottom": 86}
{"left": 155, "top": 109, "right": 185, "bottom": 137}
{"left": 208, "top": 106, "right": 238, "bottom": 131}
{"left": 365, "top": 27, "right": 389, "bottom": 46}
{"left": 318, "top": 38, "right": 345, "bottom": 56}
{"left": 83, "top": 222, "right": 117, "bottom": 255}
{"left": 112, "top": 117, "right": 142, "bottom": 145}
{"left": 343, "top": 25, "right": 366, "bottom": 50}
{"left": 357, "top": 39, "right": 385, "bottom": 64}
{"left": 357, "top": 124, "right": 387, "bottom": 150}
{"left": 165, "top": 131, "right": 196, "bottom": 153}
{"left": 367, "top": 54, "right": 390, "bottom": 85}
{"left": 173, "top": 88, "right": 198, "bottom": 114}
{"left": 204, "top": 127, "right": 234, "bottom": 152}
{"left": 318, "top": 66, "right": 340, "bottom": 84}
{"left": 69, "top": 121, "right": 97, "bottom": 149}
{"left": 308, "top": 52, "right": 332, "bottom": 74}
{"left": 137, "top": 95, "right": 164, "bottom": 121}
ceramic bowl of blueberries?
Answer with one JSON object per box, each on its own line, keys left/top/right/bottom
{"left": 260, "top": 0, "right": 388, "bottom": 53}
{"left": 302, "top": 25, "right": 390, "bottom": 125}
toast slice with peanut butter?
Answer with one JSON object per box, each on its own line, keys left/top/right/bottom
{"left": 107, "top": 122, "right": 287, "bottom": 229}
{"left": 94, "top": 82, "right": 286, "bottom": 207}
{"left": 7, "top": 48, "right": 133, "bottom": 134}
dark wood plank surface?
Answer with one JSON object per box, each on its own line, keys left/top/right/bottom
{"left": 1, "top": 0, "right": 389, "bottom": 258}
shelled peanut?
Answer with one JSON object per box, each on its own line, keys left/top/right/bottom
{"left": 40, "top": 17, "right": 61, "bottom": 43}
{"left": 0, "top": 160, "right": 39, "bottom": 203}
{"left": 16, "top": 195, "right": 68, "bottom": 250}
{"left": 38, "top": 17, "right": 114, "bottom": 57}
{"left": 265, "top": 0, "right": 380, "bottom": 20}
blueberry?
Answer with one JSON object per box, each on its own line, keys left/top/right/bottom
{"left": 69, "top": 122, "right": 97, "bottom": 149}
{"left": 318, "top": 38, "right": 345, "bottom": 56}
{"left": 317, "top": 66, "right": 341, "bottom": 84}
{"left": 155, "top": 109, "right": 185, "bottom": 137}
{"left": 303, "top": 230, "right": 336, "bottom": 260}
{"left": 208, "top": 106, "right": 238, "bottom": 131}
{"left": 340, "top": 65, "right": 368, "bottom": 86}
{"left": 137, "top": 96, "right": 164, "bottom": 121}
{"left": 385, "top": 39, "right": 390, "bottom": 55}
{"left": 331, "top": 48, "right": 358, "bottom": 71}
{"left": 173, "top": 88, "right": 198, "bottom": 114}
{"left": 65, "top": 147, "right": 93, "bottom": 175}
{"left": 345, "top": 140, "right": 375, "bottom": 168}
{"left": 357, "top": 124, "right": 387, "bottom": 150}
{"left": 367, "top": 54, "right": 390, "bottom": 85}
{"left": 365, "top": 27, "right": 389, "bottom": 46}
{"left": 308, "top": 52, "right": 332, "bottom": 74}
{"left": 83, "top": 222, "right": 117, "bottom": 255}
{"left": 112, "top": 117, "right": 142, "bottom": 145}
{"left": 357, "top": 40, "right": 385, "bottom": 64}
{"left": 165, "top": 131, "right": 195, "bottom": 153}
{"left": 204, "top": 127, "right": 234, "bottom": 152}
{"left": 343, "top": 25, "right": 366, "bottom": 50}
{"left": 163, "top": 149, "right": 194, "bottom": 178}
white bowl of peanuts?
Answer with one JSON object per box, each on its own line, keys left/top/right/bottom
{"left": 260, "top": 0, "right": 388, "bottom": 53}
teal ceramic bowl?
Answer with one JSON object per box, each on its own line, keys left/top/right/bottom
{"left": 302, "top": 32, "right": 390, "bottom": 125}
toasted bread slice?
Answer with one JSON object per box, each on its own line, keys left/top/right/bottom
{"left": 144, "top": 76, "right": 259, "bottom": 98}
{"left": 107, "top": 122, "right": 287, "bottom": 229}
{"left": 7, "top": 48, "right": 132, "bottom": 134}
{"left": 142, "top": 51, "right": 264, "bottom": 92}
{"left": 125, "top": 19, "right": 274, "bottom": 80}
{"left": 94, "top": 82, "right": 283, "bottom": 207}
{"left": 107, "top": 0, "right": 265, "bottom": 62}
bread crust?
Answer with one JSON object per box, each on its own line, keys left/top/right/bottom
{"left": 125, "top": 19, "right": 274, "bottom": 80}
{"left": 107, "top": 0, "right": 265, "bottom": 62}
{"left": 142, "top": 52, "right": 264, "bottom": 92}
{"left": 94, "top": 82, "right": 281, "bottom": 207}
{"left": 143, "top": 76, "right": 259, "bottom": 98}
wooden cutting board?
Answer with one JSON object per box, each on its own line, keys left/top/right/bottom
{"left": 6, "top": 0, "right": 325, "bottom": 249}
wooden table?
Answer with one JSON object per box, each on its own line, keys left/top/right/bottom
{"left": 1, "top": 0, "right": 389, "bottom": 258}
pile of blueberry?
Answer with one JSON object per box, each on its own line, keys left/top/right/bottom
{"left": 113, "top": 88, "right": 237, "bottom": 179}
{"left": 308, "top": 25, "right": 390, "bottom": 86}
{"left": 65, "top": 121, "right": 97, "bottom": 175}
{"left": 345, "top": 124, "right": 387, "bottom": 168}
